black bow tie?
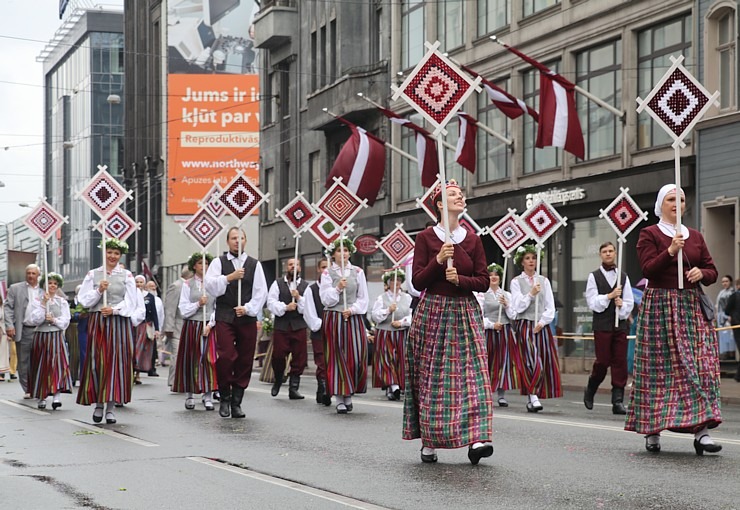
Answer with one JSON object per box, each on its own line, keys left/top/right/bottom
{"left": 602, "top": 263, "right": 616, "bottom": 271}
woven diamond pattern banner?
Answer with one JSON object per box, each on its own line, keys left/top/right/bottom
{"left": 77, "top": 165, "right": 133, "bottom": 219}
{"left": 599, "top": 188, "right": 648, "bottom": 242}
{"left": 306, "top": 212, "right": 350, "bottom": 248}
{"left": 459, "top": 211, "right": 483, "bottom": 237}
{"left": 377, "top": 224, "right": 415, "bottom": 265}
{"left": 219, "top": 171, "right": 269, "bottom": 221}
{"left": 636, "top": 55, "right": 719, "bottom": 147}
{"left": 95, "top": 208, "right": 140, "bottom": 242}
{"left": 201, "top": 182, "right": 226, "bottom": 219}
{"left": 391, "top": 41, "right": 481, "bottom": 135}
{"left": 22, "top": 199, "right": 68, "bottom": 241}
{"left": 486, "top": 210, "right": 529, "bottom": 256}
{"left": 315, "top": 177, "right": 368, "bottom": 228}
{"left": 520, "top": 199, "right": 567, "bottom": 247}
{"left": 415, "top": 179, "right": 441, "bottom": 222}
{"left": 276, "top": 191, "right": 316, "bottom": 236}
{"left": 182, "top": 208, "right": 225, "bottom": 249}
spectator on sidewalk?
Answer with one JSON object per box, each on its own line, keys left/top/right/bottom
{"left": 724, "top": 277, "right": 740, "bottom": 382}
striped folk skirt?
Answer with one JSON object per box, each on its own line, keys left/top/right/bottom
{"left": 29, "top": 330, "right": 73, "bottom": 399}
{"left": 172, "top": 320, "right": 217, "bottom": 394}
{"left": 403, "top": 294, "right": 493, "bottom": 449}
{"left": 486, "top": 324, "right": 521, "bottom": 391}
{"left": 77, "top": 312, "right": 134, "bottom": 405}
{"left": 133, "top": 322, "right": 154, "bottom": 373}
{"left": 372, "top": 328, "right": 407, "bottom": 389}
{"left": 323, "top": 311, "right": 367, "bottom": 396}
{"left": 625, "top": 288, "right": 722, "bottom": 435}
{"left": 515, "top": 320, "right": 562, "bottom": 399}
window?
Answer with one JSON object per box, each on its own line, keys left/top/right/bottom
{"left": 329, "top": 19, "right": 337, "bottom": 83}
{"left": 310, "top": 30, "right": 318, "bottom": 91}
{"left": 706, "top": 6, "right": 736, "bottom": 110}
{"left": 637, "top": 15, "right": 692, "bottom": 148}
{"left": 477, "top": 82, "right": 510, "bottom": 183}
{"left": 402, "top": 1, "right": 425, "bottom": 70}
{"left": 478, "top": 0, "right": 508, "bottom": 36}
{"left": 437, "top": 0, "right": 464, "bottom": 51}
{"left": 523, "top": 63, "right": 560, "bottom": 173}
{"left": 576, "top": 40, "right": 622, "bottom": 160}
{"left": 523, "top": 0, "right": 559, "bottom": 17}
{"left": 309, "top": 151, "right": 321, "bottom": 203}
{"left": 400, "top": 113, "right": 424, "bottom": 200}
{"left": 320, "top": 24, "right": 327, "bottom": 88}
{"left": 264, "top": 167, "right": 275, "bottom": 220}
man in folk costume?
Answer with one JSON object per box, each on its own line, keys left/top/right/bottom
{"left": 583, "top": 241, "right": 634, "bottom": 414}
{"left": 267, "top": 258, "right": 309, "bottom": 400}
{"left": 303, "top": 257, "right": 331, "bottom": 406}
{"left": 205, "top": 227, "right": 267, "bottom": 418}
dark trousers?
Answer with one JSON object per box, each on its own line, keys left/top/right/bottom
{"left": 271, "top": 328, "right": 308, "bottom": 378}
{"left": 215, "top": 321, "right": 257, "bottom": 390}
{"left": 311, "top": 335, "right": 327, "bottom": 382}
{"left": 590, "top": 329, "right": 628, "bottom": 388}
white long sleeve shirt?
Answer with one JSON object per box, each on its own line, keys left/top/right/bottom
{"left": 178, "top": 276, "right": 215, "bottom": 327}
{"left": 475, "top": 288, "right": 517, "bottom": 329}
{"left": 371, "top": 291, "right": 412, "bottom": 328}
{"left": 510, "top": 273, "right": 555, "bottom": 327}
{"left": 78, "top": 266, "right": 139, "bottom": 318}
{"left": 266, "top": 277, "right": 306, "bottom": 317}
{"left": 204, "top": 253, "right": 268, "bottom": 318}
{"left": 29, "top": 292, "right": 71, "bottom": 330}
{"left": 585, "top": 267, "right": 634, "bottom": 321}
{"left": 302, "top": 284, "right": 322, "bottom": 333}
{"left": 319, "top": 263, "right": 369, "bottom": 315}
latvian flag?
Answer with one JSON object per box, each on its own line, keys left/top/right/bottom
{"left": 462, "top": 65, "right": 538, "bottom": 121}
{"left": 455, "top": 112, "right": 477, "bottom": 174}
{"left": 502, "top": 44, "right": 585, "bottom": 159}
{"left": 376, "top": 106, "right": 438, "bottom": 188}
{"left": 327, "top": 117, "right": 386, "bottom": 205}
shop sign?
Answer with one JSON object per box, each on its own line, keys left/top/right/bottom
{"left": 354, "top": 234, "right": 379, "bottom": 255}
{"left": 526, "top": 187, "right": 586, "bottom": 208}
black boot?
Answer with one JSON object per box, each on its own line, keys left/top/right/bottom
{"left": 583, "top": 377, "right": 599, "bottom": 410}
{"left": 316, "top": 379, "right": 325, "bottom": 404}
{"left": 218, "top": 390, "right": 231, "bottom": 418}
{"left": 611, "top": 386, "right": 627, "bottom": 415}
{"left": 230, "top": 386, "right": 246, "bottom": 419}
{"left": 288, "top": 375, "right": 304, "bottom": 400}
{"left": 271, "top": 374, "right": 283, "bottom": 397}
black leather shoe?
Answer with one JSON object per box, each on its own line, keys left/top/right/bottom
{"left": 230, "top": 387, "right": 246, "bottom": 419}
{"left": 420, "top": 447, "right": 438, "bottom": 463}
{"left": 105, "top": 412, "right": 116, "bottom": 424}
{"left": 611, "top": 387, "right": 627, "bottom": 415}
{"left": 393, "top": 388, "right": 401, "bottom": 401}
{"left": 468, "top": 444, "right": 494, "bottom": 465}
{"left": 336, "top": 403, "right": 348, "bottom": 414}
{"left": 219, "top": 392, "right": 231, "bottom": 417}
{"left": 288, "top": 375, "right": 304, "bottom": 400}
{"left": 147, "top": 370, "right": 159, "bottom": 377}
{"left": 645, "top": 434, "right": 661, "bottom": 453}
{"left": 271, "top": 378, "right": 282, "bottom": 397}
{"left": 92, "top": 406, "right": 104, "bottom": 423}
{"left": 694, "top": 436, "right": 722, "bottom": 456}
{"left": 584, "top": 377, "right": 599, "bottom": 410}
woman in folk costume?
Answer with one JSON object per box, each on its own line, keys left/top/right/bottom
{"left": 626, "top": 184, "right": 722, "bottom": 455}
{"left": 76, "top": 238, "right": 138, "bottom": 424}
{"left": 319, "top": 238, "right": 369, "bottom": 414}
{"left": 371, "top": 269, "right": 412, "bottom": 401}
{"left": 476, "top": 263, "right": 520, "bottom": 408}
{"left": 173, "top": 252, "right": 217, "bottom": 411}
{"left": 28, "top": 272, "right": 72, "bottom": 409}
{"left": 510, "top": 244, "right": 561, "bottom": 413}
{"left": 403, "top": 180, "right": 493, "bottom": 466}
{"left": 133, "top": 275, "right": 159, "bottom": 385}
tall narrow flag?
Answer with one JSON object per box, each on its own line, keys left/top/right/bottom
{"left": 455, "top": 112, "right": 478, "bottom": 174}
{"left": 462, "top": 65, "right": 539, "bottom": 121}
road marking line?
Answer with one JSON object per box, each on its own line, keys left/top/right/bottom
{"left": 188, "top": 457, "right": 391, "bottom": 510}
{"left": 59, "top": 419, "right": 159, "bottom": 447}
{"left": 0, "top": 399, "right": 49, "bottom": 416}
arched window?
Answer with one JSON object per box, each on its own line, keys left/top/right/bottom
{"left": 706, "top": 3, "right": 736, "bottom": 111}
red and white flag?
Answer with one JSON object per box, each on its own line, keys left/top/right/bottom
{"left": 462, "top": 65, "right": 538, "bottom": 121}
{"left": 326, "top": 117, "right": 386, "bottom": 206}
{"left": 376, "top": 106, "right": 438, "bottom": 188}
{"left": 502, "top": 44, "right": 584, "bottom": 159}
{"left": 455, "top": 112, "right": 477, "bottom": 174}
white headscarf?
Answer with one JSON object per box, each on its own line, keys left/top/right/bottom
{"left": 654, "top": 184, "right": 689, "bottom": 239}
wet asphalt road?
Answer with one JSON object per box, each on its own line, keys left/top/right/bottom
{"left": 1, "top": 373, "right": 739, "bottom": 510}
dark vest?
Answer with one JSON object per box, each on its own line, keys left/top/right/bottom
{"left": 215, "top": 255, "right": 258, "bottom": 324}
{"left": 309, "top": 282, "right": 324, "bottom": 341}
{"left": 591, "top": 269, "right": 628, "bottom": 332}
{"left": 273, "top": 278, "right": 308, "bottom": 332}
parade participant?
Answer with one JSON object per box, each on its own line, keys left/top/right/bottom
{"left": 163, "top": 267, "right": 192, "bottom": 388}
{"left": 0, "top": 296, "right": 8, "bottom": 381}
{"left": 76, "top": 239, "right": 138, "bottom": 424}
{"left": 28, "top": 272, "right": 72, "bottom": 409}
{"left": 403, "top": 180, "right": 493, "bottom": 465}
{"left": 583, "top": 242, "right": 634, "bottom": 414}
{"left": 133, "top": 275, "right": 159, "bottom": 384}
{"left": 204, "top": 227, "right": 267, "bottom": 419}
{"left": 302, "top": 257, "right": 331, "bottom": 405}
{"left": 715, "top": 275, "right": 735, "bottom": 359}
{"left": 266, "top": 258, "right": 309, "bottom": 400}
{"left": 477, "top": 263, "right": 519, "bottom": 408}
{"left": 371, "top": 269, "right": 411, "bottom": 401}
{"left": 4, "top": 264, "right": 41, "bottom": 397}
{"left": 626, "top": 184, "right": 722, "bottom": 455}
{"left": 724, "top": 278, "right": 740, "bottom": 382}
{"left": 510, "top": 244, "right": 561, "bottom": 413}
{"left": 319, "top": 238, "right": 369, "bottom": 414}
{"left": 173, "top": 253, "right": 217, "bottom": 411}
{"left": 146, "top": 280, "right": 164, "bottom": 374}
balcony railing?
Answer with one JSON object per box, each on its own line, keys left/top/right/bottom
{"left": 262, "top": 0, "right": 296, "bottom": 8}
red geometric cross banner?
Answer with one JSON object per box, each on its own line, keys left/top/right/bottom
{"left": 314, "top": 176, "right": 368, "bottom": 228}
{"left": 520, "top": 198, "right": 567, "bottom": 247}
{"left": 218, "top": 170, "right": 269, "bottom": 221}
{"left": 485, "top": 209, "right": 529, "bottom": 256}
{"left": 599, "top": 187, "right": 648, "bottom": 243}
{"left": 377, "top": 224, "right": 415, "bottom": 265}
{"left": 22, "top": 198, "right": 69, "bottom": 241}
{"left": 77, "top": 165, "right": 133, "bottom": 219}
{"left": 391, "top": 41, "right": 482, "bottom": 135}
{"left": 636, "top": 55, "right": 719, "bottom": 148}
{"left": 276, "top": 191, "right": 317, "bottom": 236}
{"left": 201, "top": 182, "right": 226, "bottom": 219}
{"left": 415, "top": 178, "right": 442, "bottom": 222}
{"left": 459, "top": 210, "right": 484, "bottom": 237}
{"left": 182, "top": 207, "right": 225, "bottom": 250}
{"left": 94, "top": 208, "right": 140, "bottom": 242}
{"left": 306, "top": 211, "right": 351, "bottom": 249}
